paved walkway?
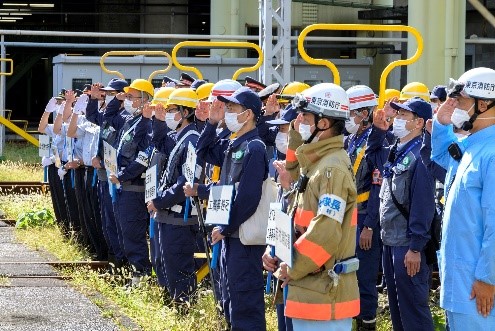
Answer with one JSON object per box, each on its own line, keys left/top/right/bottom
{"left": 0, "top": 221, "right": 120, "bottom": 331}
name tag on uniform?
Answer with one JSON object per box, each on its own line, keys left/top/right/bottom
{"left": 205, "top": 185, "right": 234, "bottom": 225}
{"left": 145, "top": 165, "right": 157, "bottom": 203}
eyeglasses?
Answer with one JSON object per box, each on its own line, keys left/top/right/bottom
{"left": 166, "top": 107, "right": 180, "bottom": 113}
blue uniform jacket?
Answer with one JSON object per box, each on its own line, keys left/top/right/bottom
{"left": 366, "top": 126, "right": 435, "bottom": 251}
{"left": 153, "top": 123, "right": 203, "bottom": 211}
{"left": 103, "top": 99, "right": 151, "bottom": 184}
{"left": 432, "top": 118, "right": 495, "bottom": 316}
{"left": 196, "top": 122, "right": 268, "bottom": 236}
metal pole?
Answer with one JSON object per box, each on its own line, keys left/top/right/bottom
{"left": 0, "top": 35, "right": 5, "bottom": 158}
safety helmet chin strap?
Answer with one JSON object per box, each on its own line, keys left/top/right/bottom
{"left": 462, "top": 99, "right": 495, "bottom": 131}
{"left": 304, "top": 114, "right": 332, "bottom": 144}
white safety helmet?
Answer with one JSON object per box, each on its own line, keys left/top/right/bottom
{"left": 346, "top": 85, "right": 378, "bottom": 110}
{"left": 292, "top": 83, "right": 350, "bottom": 121}
{"left": 449, "top": 67, "right": 495, "bottom": 100}
{"left": 207, "top": 79, "right": 243, "bottom": 102}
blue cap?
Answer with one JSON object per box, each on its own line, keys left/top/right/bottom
{"left": 390, "top": 97, "right": 433, "bottom": 121}
{"left": 191, "top": 79, "right": 206, "bottom": 91}
{"left": 430, "top": 85, "right": 447, "bottom": 102}
{"left": 162, "top": 76, "right": 179, "bottom": 85}
{"left": 266, "top": 104, "right": 297, "bottom": 125}
{"left": 217, "top": 86, "right": 263, "bottom": 119}
{"left": 100, "top": 78, "right": 129, "bottom": 92}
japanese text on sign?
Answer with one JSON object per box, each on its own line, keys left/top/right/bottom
{"left": 145, "top": 165, "right": 157, "bottom": 203}
{"left": 183, "top": 142, "right": 197, "bottom": 184}
{"left": 274, "top": 209, "right": 292, "bottom": 268}
{"left": 266, "top": 203, "right": 282, "bottom": 246}
{"left": 38, "top": 135, "right": 51, "bottom": 157}
{"left": 205, "top": 185, "right": 234, "bottom": 225}
{"left": 103, "top": 141, "right": 118, "bottom": 176}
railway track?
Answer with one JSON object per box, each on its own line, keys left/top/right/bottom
{"left": 0, "top": 181, "right": 48, "bottom": 195}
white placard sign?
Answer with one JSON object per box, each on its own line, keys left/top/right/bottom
{"left": 145, "top": 165, "right": 157, "bottom": 203}
{"left": 38, "top": 135, "right": 51, "bottom": 157}
{"left": 205, "top": 185, "right": 234, "bottom": 225}
{"left": 275, "top": 209, "right": 293, "bottom": 268}
{"left": 182, "top": 142, "right": 197, "bottom": 184}
{"left": 103, "top": 141, "right": 118, "bottom": 175}
{"left": 65, "top": 136, "right": 74, "bottom": 162}
{"left": 266, "top": 203, "right": 282, "bottom": 246}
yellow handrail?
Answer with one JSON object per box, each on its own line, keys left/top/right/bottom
{"left": 298, "top": 24, "right": 424, "bottom": 108}
{"left": 0, "top": 58, "right": 13, "bottom": 76}
{"left": 99, "top": 51, "right": 173, "bottom": 82}
{"left": 171, "top": 41, "right": 264, "bottom": 80}
{"left": 0, "top": 115, "right": 39, "bottom": 146}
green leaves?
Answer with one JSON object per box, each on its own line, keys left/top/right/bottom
{"left": 15, "top": 208, "right": 55, "bottom": 229}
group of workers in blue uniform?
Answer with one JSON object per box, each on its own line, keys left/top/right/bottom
{"left": 38, "top": 65, "right": 495, "bottom": 331}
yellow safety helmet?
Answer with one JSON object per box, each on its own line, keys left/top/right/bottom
{"left": 151, "top": 87, "right": 175, "bottom": 106}
{"left": 279, "top": 82, "right": 311, "bottom": 102}
{"left": 196, "top": 82, "right": 214, "bottom": 101}
{"left": 124, "top": 79, "right": 155, "bottom": 98}
{"left": 166, "top": 88, "right": 199, "bottom": 109}
{"left": 383, "top": 88, "right": 400, "bottom": 102}
{"left": 399, "top": 82, "right": 430, "bottom": 102}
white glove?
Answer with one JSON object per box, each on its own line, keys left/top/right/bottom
{"left": 56, "top": 101, "right": 66, "bottom": 115}
{"left": 41, "top": 156, "right": 53, "bottom": 167}
{"left": 73, "top": 94, "right": 89, "bottom": 115}
{"left": 58, "top": 167, "right": 67, "bottom": 180}
{"left": 44, "top": 97, "right": 58, "bottom": 113}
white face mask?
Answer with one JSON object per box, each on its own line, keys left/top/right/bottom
{"left": 345, "top": 116, "right": 360, "bottom": 134}
{"left": 105, "top": 95, "right": 114, "bottom": 105}
{"left": 392, "top": 118, "right": 412, "bottom": 139}
{"left": 454, "top": 132, "right": 467, "bottom": 139}
{"left": 450, "top": 104, "right": 473, "bottom": 129}
{"left": 298, "top": 123, "right": 321, "bottom": 143}
{"left": 275, "top": 132, "right": 288, "bottom": 154}
{"left": 123, "top": 99, "right": 138, "bottom": 115}
{"left": 224, "top": 111, "right": 247, "bottom": 133}
{"left": 165, "top": 112, "right": 181, "bottom": 130}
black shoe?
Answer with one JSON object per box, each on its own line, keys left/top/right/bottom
{"left": 359, "top": 319, "right": 376, "bottom": 331}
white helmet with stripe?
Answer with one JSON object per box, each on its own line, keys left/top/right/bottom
{"left": 292, "top": 83, "right": 350, "bottom": 121}
{"left": 346, "top": 85, "right": 378, "bottom": 110}
{"left": 207, "top": 79, "right": 243, "bottom": 102}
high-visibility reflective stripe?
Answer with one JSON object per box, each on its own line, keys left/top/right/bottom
{"left": 294, "top": 207, "right": 314, "bottom": 227}
{"left": 286, "top": 148, "right": 297, "bottom": 162}
{"left": 351, "top": 208, "right": 358, "bottom": 226}
{"left": 352, "top": 145, "right": 366, "bottom": 175}
{"left": 294, "top": 235, "right": 331, "bottom": 266}
{"left": 334, "top": 299, "right": 360, "bottom": 320}
{"left": 356, "top": 191, "right": 370, "bottom": 204}
{"left": 285, "top": 300, "right": 332, "bottom": 320}
{"left": 285, "top": 299, "right": 360, "bottom": 320}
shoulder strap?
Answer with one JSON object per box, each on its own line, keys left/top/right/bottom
{"left": 387, "top": 177, "right": 410, "bottom": 220}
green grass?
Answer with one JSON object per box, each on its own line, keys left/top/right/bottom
{"left": 2, "top": 141, "right": 40, "bottom": 164}
{"left": 0, "top": 192, "right": 53, "bottom": 220}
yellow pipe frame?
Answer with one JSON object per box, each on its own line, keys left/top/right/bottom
{"left": 171, "top": 41, "right": 264, "bottom": 80}
{"left": 298, "top": 24, "right": 424, "bottom": 108}
{"left": 99, "top": 51, "right": 173, "bottom": 82}
{"left": 0, "top": 58, "right": 13, "bottom": 76}
{"left": 0, "top": 116, "right": 39, "bottom": 146}
{"left": 0, "top": 57, "right": 39, "bottom": 146}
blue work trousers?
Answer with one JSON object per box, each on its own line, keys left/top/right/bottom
{"left": 220, "top": 237, "right": 266, "bottom": 331}
{"left": 97, "top": 180, "right": 125, "bottom": 261}
{"left": 356, "top": 223, "right": 382, "bottom": 320}
{"left": 157, "top": 222, "right": 198, "bottom": 303}
{"left": 382, "top": 245, "right": 434, "bottom": 331}
{"left": 116, "top": 190, "right": 151, "bottom": 275}
{"left": 150, "top": 219, "right": 168, "bottom": 288}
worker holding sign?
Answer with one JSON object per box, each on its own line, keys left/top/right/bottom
{"left": 196, "top": 86, "right": 268, "bottom": 330}
{"left": 279, "top": 83, "right": 359, "bottom": 330}
{"left": 146, "top": 88, "right": 204, "bottom": 310}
